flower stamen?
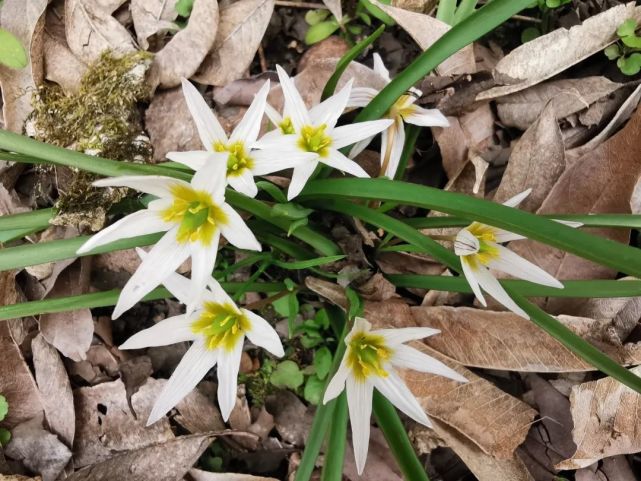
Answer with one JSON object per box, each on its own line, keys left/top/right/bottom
{"left": 298, "top": 124, "right": 332, "bottom": 157}
{"left": 347, "top": 331, "right": 392, "bottom": 381}
{"left": 213, "top": 140, "right": 254, "bottom": 177}
{"left": 191, "top": 302, "right": 251, "bottom": 351}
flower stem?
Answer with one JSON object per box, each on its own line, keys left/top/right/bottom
{"left": 320, "top": 392, "right": 348, "bottom": 481}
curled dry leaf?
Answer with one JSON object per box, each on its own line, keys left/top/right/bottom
{"left": 556, "top": 366, "right": 641, "bottom": 470}
{"left": 147, "top": 0, "right": 219, "bottom": 89}
{"left": 67, "top": 434, "right": 213, "bottom": 481}
{"left": 65, "top": 0, "right": 136, "bottom": 64}
{"left": 478, "top": 3, "right": 641, "bottom": 100}
{"left": 189, "top": 470, "right": 279, "bottom": 481}
{"left": 73, "top": 379, "right": 173, "bottom": 468}
{"left": 0, "top": 0, "right": 48, "bottom": 132}
{"left": 4, "top": 416, "right": 72, "bottom": 481}
{"left": 193, "top": 0, "right": 274, "bottom": 87}
{"left": 496, "top": 77, "right": 623, "bottom": 131}
{"left": 371, "top": 0, "right": 475, "bottom": 76}
{"left": 130, "top": 0, "right": 179, "bottom": 50}
{"left": 31, "top": 334, "right": 75, "bottom": 447}
{"left": 493, "top": 102, "right": 565, "bottom": 212}
{"left": 415, "top": 306, "right": 641, "bottom": 372}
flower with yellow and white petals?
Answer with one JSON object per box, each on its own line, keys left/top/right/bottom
{"left": 120, "top": 250, "right": 284, "bottom": 424}
{"left": 323, "top": 317, "right": 467, "bottom": 475}
{"left": 76, "top": 160, "right": 260, "bottom": 318}
{"left": 347, "top": 53, "right": 449, "bottom": 179}
{"left": 167, "top": 79, "right": 309, "bottom": 198}
{"left": 454, "top": 189, "right": 564, "bottom": 319}
{"left": 254, "top": 65, "right": 394, "bottom": 200}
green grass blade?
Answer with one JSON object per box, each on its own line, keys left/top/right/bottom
{"left": 320, "top": 393, "right": 348, "bottom": 481}
{"left": 321, "top": 24, "right": 385, "bottom": 101}
{"left": 301, "top": 179, "right": 641, "bottom": 279}
{"left": 0, "top": 208, "right": 54, "bottom": 231}
{"left": 273, "top": 255, "right": 345, "bottom": 269}
{"left": 405, "top": 214, "right": 641, "bottom": 230}
{"left": 436, "top": 0, "right": 457, "bottom": 24}
{"left": 372, "top": 391, "right": 431, "bottom": 481}
{"left": 388, "top": 274, "right": 641, "bottom": 298}
{"left": 506, "top": 287, "right": 641, "bottom": 393}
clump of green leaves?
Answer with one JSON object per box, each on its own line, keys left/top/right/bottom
{"left": 605, "top": 19, "right": 641, "bottom": 75}
{"left": 0, "top": 28, "right": 27, "bottom": 69}
{"left": 0, "top": 394, "right": 10, "bottom": 446}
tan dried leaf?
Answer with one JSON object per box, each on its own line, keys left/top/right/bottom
{"left": 0, "top": 0, "right": 48, "bottom": 132}
{"left": 67, "top": 434, "right": 213, "bottom": 481}
{"left": 556, "top": 366, "right": 641, "bottom": 470}
{"left": 493, "top": 102, "right": 565, "bottom": 212}
{"left": 43, "top": 32, "right": 87, "bottom": 93}
{"left": 189, "top": 470, "right": 279, "bottom": 481}
{"left": 131, "top": 0, "right": 179, "bottom": 50}
{"left": 478, "top": 3, "right": 641, "bottom": 99}
{"left": 148, "top": 0, "right": 219, "bottom": 89}
{"left": 496, "top": 77, "right": 623, "bottom": 131}
{"left": 193, "top": 0, "right": 274, "bottom": 86}
{"left": 175, "top": 387, "right": 226, "bottom": 434}
{"left": 371, "top": 0, "right": 475, "bottom": 75}
{"left": 65, "top": 0, "right": 136, "bottom": 64}
{"left": 31, "top": 334, "right": 75, "bottom": 447}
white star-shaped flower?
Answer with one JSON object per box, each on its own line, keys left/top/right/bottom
{"left": 120, "top": 250, "right": 284, "bottom": 424}
{"left": 348, "top": 53, "right": 449, "bottom": 179}
{"left": 167, "top": 79, "right": 311, "bottom": 198}
{"left": 76, "top": 159, "right": 260, "bottom": 318}
{"left": 254, "top": 65, "right": 393, "bottom": 200}
{"left": 323, "top": 317, "right": 467, "bottom": 474}
{"left": 454, "top": 189, "right": 565, "bottom": 319}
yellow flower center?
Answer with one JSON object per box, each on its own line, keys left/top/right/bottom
{"left": 346, "top": 331, "right": 392, "bottom": 381}
{"left": 161, "top": 185, "right": 227, "bottom": 245}
{"left": 191, "top": 301, "right": 251, "bottom": 351}
{"left": 279, "top": 117, "right": 295, "bottom": 135}
{"left": 213, "top": 140, "right": 254, "bottom": 177}
{"left": 466, "top": 223, "right": 500, "bottom": 266}
{"left": 389, "top": 94, "right": 416, "bottom": 120}
{"left": 297, "top": 124, "right": 332, "bottom": 157}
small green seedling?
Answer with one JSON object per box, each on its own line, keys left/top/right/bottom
{"left": 605, "top": 19, "right": 641, "bottom": 75}
{"left": 270, "top": 360, "right": 305, "bottom": 390}
{"left": 0, "top": 394, "right": 10, "bottom": 446}
{"left": 0, "top": 28, "right": 27, "bottom": 69}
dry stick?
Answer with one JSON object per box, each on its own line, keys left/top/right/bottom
{"left": 274, "top": 0, "right": 328, "bottom": 9}
{"left": 258, "top": 43, "right": 268, "bottom": 72}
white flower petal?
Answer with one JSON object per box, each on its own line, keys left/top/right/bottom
{"left": 346, "top": 377, "right": 373, "bottom": 476}
{"left": 186, "top": 234, "right": 220, "bottom": 312}
{"left": 191, "top": 153, "right": 228, "bottom": 202}
{"left": 323, "top": 358, "right": 349, "bottom": 403}
{"left": 454, "top": 228, "right": 480, "bottom": 256}
{"left": 391, "top": 345, "right": 468, "bottom": 383}
{"left": 372, "top": 370, "right": 431, "bottom": 427}
{"left": 264, "top": 102, "right": 283, "bottom": 128}
{"left": 460, "top": 256, "right": 486, "bottom": 306}
{"left": 217, "top": 339, "right": 245, "bottom": 421}
{"left": 402, "top": 106, "right": 449, "bottom": 127}
{"left": 493, "top": 229, "right": 526, "bottom": 243}
{"left": 112, "top": 229, "right": 190, "bottom": 319}
{"left": 251, "top": 150, "right": 313, "bottom": 175}
{"left": 348, "top": 136, "right": 374, "bottom": 159}
{"left": 230, "top": 80, "right": 270, "bottom": 144}
{"left": 166, "top": 150, "right": 210, "bottom": 171}
{"left": 77, "top": 210, "right": 169, "bottom": 254}
{"left": 93, "top": 175, "right": 187, "bottom": 198}
{"left": 381, "top": 119, "right": 405, "bottom": 179}
{"left": 276, "top": 65, "right": 311, "bottom": 130}
{"left": 331, "top": 119, "right": 393, "bottom": 149}
{"left": 375, "top": 327, "right": 440, "bottom": 346}
{"left": 372, "top": 53, "right": 390, "bottom": 82}
{"left": 219, "top": 203, "right": 261, "bottom": 251}
{"left": 555, "top": 219, "right": 583, "bottom": 228}
{"left": 206, "top": 278, "right": 237, "bottom": 307}
{"left": 227, "top": 169, "right": 258, "bottom": 198}
{"left": 321, "top": 150, "right": 369, "bottom": 178}
{"left": 502, "top": 188, "right": 532, "bottom": 208}
{"left": 253, "top": 132, "right": 299, "bottom": 152}
{"left": 147, "top": 339, "right": 217, "bottom": 425}
{"left": 181, "top": 78, "right": 227, "bottom": 148}
{"left": 309, "top": 79, "right": 353, "bottom": 129}
{"left": 487, "top": 244, "right": 563, "bottom": 288}
{"left": 347, "top": 87, "right": 379, "bottom": 108}
{"left": 135, "top": 247, "right": 191, "bottom": 304}
{"left": 287, "top": 160, "right": 318, "bottom": 200}
{"left": 243, "top": 310, "right": 284, "bottom": 357}
{"left": 473, "top": 264, "right": 529, "bottom": 318}
{"left": 120, "top": 314, "right": 196, "bottom": 350}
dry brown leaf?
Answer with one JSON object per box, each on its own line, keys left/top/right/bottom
{"left": 556, "top": 366, "right": 641, "bottom": 470}
{"left": 575, "top": 456, "right": 638, "bottom": 481}
{"left": 148, "top": 0, "right": 219, "bottom": 89}
{"left": 189, "top": 470, "right": 279, "bottom": 481}
{"left": 511, "top": 103, "right": 641, "bottom": 300}
{"left": 0, "top": 0, "right": 47, "bottom": 132}
{"left": 65, "top": 0, "right": 136, "bottom": 64}
{"left": 43, "top": 32, "right": 87, "bottom": 93}
{"left": 496, "top": 77, "right": 623, "bottom": 131}
{"left": 4, "top": 416, "right": 71, "bottom": 481}
{"left": 297, "top": 36, "right": 349, "bottom": 72}
{"left": 131, "top": 0, "right": 179, "bottom": 50}
{"left": 67, "top": 434, "right": 213, "bottom": 481}
{"left": 193, "top": 0, "right": 273, "bottom": 86}
{"left": 73, "top": 378, "right": 174, "bottom": 468}
{"left": 493, "top": 103, "right": 565, "bottom": 212}
{"left": 478, "top": 3, "right": 641, "bottom": 100}
{"left": 265, "top": 390, "right": 312, "bottom": 446}
{"left": 371, "top": 0, "right": 475, "bottom": 76}
{"left": 31, "top": 334, "right": 75, "bottom": 447}
{"left": 39, "top": 259, "right": 94, "bottom": 361}
{"left": 344, "top": 428, "right": 402, "bottom": 481}
{"left": 0, "top": 476, "right": 42, "bottom": 481}
{"left": 175, "top": 386, "right": 226, "bottom": 434}
{"left": 415, "top": 306, "right": 641, "bottom": 372}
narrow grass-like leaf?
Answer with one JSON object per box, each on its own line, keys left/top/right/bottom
{"left": 273, "top": 255, "right": 345, "bottom": 269}
{"left": 405, "top": 214, "right": 641, "bottom": 230}
{"left": 0, "top": 208, "right": 54, "bottom": 231}
{"left": 320, "top": 392, "right": 348, "bottom": 481}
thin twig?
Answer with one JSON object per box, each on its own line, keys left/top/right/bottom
{"left": 275, "top": 0, "right": 328, "bottom": 9}
{"left": 258, "top": 43, "right": 268, "bottom": 72}
{"left": 511, "top": 14, "right": 542, "bottom": 23}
